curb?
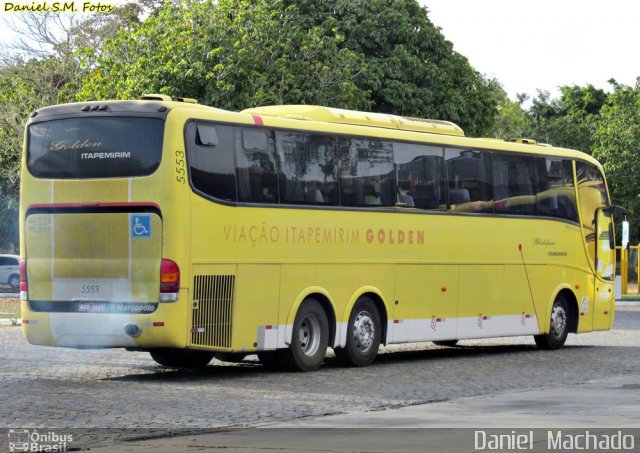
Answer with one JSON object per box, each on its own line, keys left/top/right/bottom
{"left": 616, "top": 301, "right": 640, "bottom": 306}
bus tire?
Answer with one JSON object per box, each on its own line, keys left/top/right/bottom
{"left": 534, "top": 295, "right": 570, "bottom": 350}
{"left": 335, "top": 296, "right": 381, "bottom": 367}
{"left": 280, "top": 298, "right": 329, "bottom": 372}
{"left": 433, "top": 340, "right": 458, "bottom": 347}
{"left": 149, "top": 348, "right": 214, "bottom": 368}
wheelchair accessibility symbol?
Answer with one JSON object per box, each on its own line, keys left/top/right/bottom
{"left": 130, "top": 214, "right": 151, "bottom": 238}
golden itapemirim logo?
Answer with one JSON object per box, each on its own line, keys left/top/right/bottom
{"left": 49, "top": 139, "right": 102, "bottom": 151}
{"left": 3, "top": 1, "right": 116, "bottom": 13}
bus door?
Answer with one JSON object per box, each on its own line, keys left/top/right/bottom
{"left": 593, "top": 208, "right": 615, "bottom": 330}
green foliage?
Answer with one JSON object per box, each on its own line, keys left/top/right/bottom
{"left": 0, "top": 179, "right": 18, "bottom": 253}
{"left": 78, "top": 0, "right": 370, "bottom": 110}
{"left": 591, "top": 79, "right": 640, "bottom": 238}
{"left": 79, "top": 0, "right": 501, "bottom": 136}
{"left": 0, "top": 4, "right": 143, "bottom": 252}
{"left": 528, "top": 85, "right": 608, "bottom": 152}
{"left": 491, "top": 92, "right": 534, "bottom": 141}
{"left": 287, "top": 0, "right": 501, "bottom": 136}
{"left": 0, "top": 56, "right": 79, "bottom": 252}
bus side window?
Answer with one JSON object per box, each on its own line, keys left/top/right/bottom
{"left": 445, "top": 148, "right": 493, "bottom": 213}
{"left": 186, "top": 122, "right": 237, "bottom": 202}
{"left": 338, "top": 138, "right": 395, "bottom": 207}
{"left": 536, "top": 158, "right": 578, "bottom": 222}
{"left": 275, "top": 132, "right": 337, "bottom": 205}
{"left": 492, "top": 153, "right": 537, "bottom": 216}
{"left": 236, "top": 128, "right": 279, "bottom": 203}
{"left": 393, "top": 143, "right": 445, "bottom": 209}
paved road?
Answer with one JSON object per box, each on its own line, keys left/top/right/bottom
{"left": 1, "top": 306, "right": 638, "bottom": 451}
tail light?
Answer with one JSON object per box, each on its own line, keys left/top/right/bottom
{"left": 19, "top": 259, "right": 28, "bottom": 300}
{"left": 160, "top": 259, "right": 179, "bottom": 302}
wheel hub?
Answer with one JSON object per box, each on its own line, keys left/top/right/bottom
{"left": 550, "top": 305, "right": 567, "bottom": 339}
{"left": 299, "top": 315, "right": 321, "bottom": 357}
{"left": 353, "top": 311, "right": 375, "bottom": 351}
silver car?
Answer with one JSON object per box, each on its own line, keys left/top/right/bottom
{"left": 0, "top": 254, "right": 19, "bottom": 290}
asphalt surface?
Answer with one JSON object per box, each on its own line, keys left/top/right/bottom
{"left": 1, "top": 306, "right": 638, "bottom": 452}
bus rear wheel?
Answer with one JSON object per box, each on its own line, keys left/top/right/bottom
{"left": 335, "top": 296, "right": 381, "bottom": 367}
{"left": 279, "top": 298, "right": 329, "bottom": 372}
{"left": 150, "top": 348, "right": 214, "bottom": 368}
{"left": 534, "top": 296, "right": 570, "bottom": 350}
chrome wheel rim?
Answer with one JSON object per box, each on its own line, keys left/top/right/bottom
{"left": 298, "top": 314, "right": 321, "bottom": 357}
{"left": 550, "top": 304, "right": 567, "bottom": 339}
{"left": 353, "top": 311, "right": 375, "bottom": 352}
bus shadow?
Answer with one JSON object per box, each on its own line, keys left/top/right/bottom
{"left": 105, "top": 343, "right": 596, "bottom": 382}
{"left": 351, "top": 343, "right": 595, "bottom": 366}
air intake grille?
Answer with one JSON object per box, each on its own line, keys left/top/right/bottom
{"left": 191, "top": 275, "right": 234, "bottom": 348}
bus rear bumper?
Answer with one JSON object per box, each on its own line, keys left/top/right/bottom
{"left": 21, "top": 302, "right": 186, "bottom": 349}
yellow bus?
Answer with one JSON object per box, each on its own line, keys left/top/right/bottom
{"left": 19, "top": 95, "right": 629, "bottom": 371}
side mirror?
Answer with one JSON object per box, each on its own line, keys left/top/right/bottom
{"left": 604, "top": 205, "right": 630, "bottom": 250}
{"left": 622, "top": 220, "right": 630, "bottom": 250}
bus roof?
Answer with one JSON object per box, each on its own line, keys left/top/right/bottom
{"left": 242, "top": 105, "right": 465, "bottom": 137}
{"left": 27, "top": 97, "right": 601, "bottom": 169}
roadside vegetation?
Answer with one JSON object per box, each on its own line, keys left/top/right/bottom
{"left": 0, "top": 296, "right": 20, "bottom": 325}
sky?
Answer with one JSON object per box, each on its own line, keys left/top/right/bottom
{"left": 422, "top": 0, "right": 640, "bottom": 100}
{"left": 1, "top": 0, "right": 639, "bottom": 102}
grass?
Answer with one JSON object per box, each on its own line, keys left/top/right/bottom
{"left": 0, "top": 297, "right": 20, "bottom": 325}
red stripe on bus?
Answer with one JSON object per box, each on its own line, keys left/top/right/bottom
{"left": 27, "top": 202, "right": 161, "bottom": 210}
{"left": 251, "top": 114, "right": 264, "bottom": 126}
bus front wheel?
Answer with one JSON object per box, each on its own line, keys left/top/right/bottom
{"left": 280, "top": 298, "right": 329, "bottom": 372}
{"left": 150, "top": 348, "right": 215, "bottom": 368}
{"left": 335, "top": 296, "right": 381, "bottom": 367}
{"left": 534, "top": 296, "right": 570, "bottom": 350}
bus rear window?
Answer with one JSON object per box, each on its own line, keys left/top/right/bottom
{"left": 27, "top": 117, "right": 164, "bottom": 178}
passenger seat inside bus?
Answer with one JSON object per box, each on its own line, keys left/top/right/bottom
{"left": 306, "top": 189, "right": 324, "bottom": 203}
{"left": 448, "top": 188, "right": 470, "bottom": 204}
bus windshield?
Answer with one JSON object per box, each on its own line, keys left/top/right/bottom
{"left": 27, "top": 117, "right": 164, "bottom": 179}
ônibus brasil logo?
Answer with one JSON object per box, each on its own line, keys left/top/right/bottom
{"left": 8, "top": 429, "right": 73, "bottom": 452}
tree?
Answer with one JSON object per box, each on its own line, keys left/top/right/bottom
{"left": 0, "top": 180, "right": 18, "bottom": 253}
{"left": 0, "top": 5, "right": 146, "bottom": 252}
{"left": 78, "top": 0, "right": 370, "bottom": 110}
{"left": 528, "top": 85, "right": 608, "bottom": 152}
{"left": 491, "top": 91, "right": 534, "bottom": 141}
{"left": 591, "top": 79, "right": 640, "bottom": 238}
{"left": 78, "top": 0, "right": 501, "bottom": 136}
{"left": 282, "top": 0, "right": 502, "bottom": 137}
